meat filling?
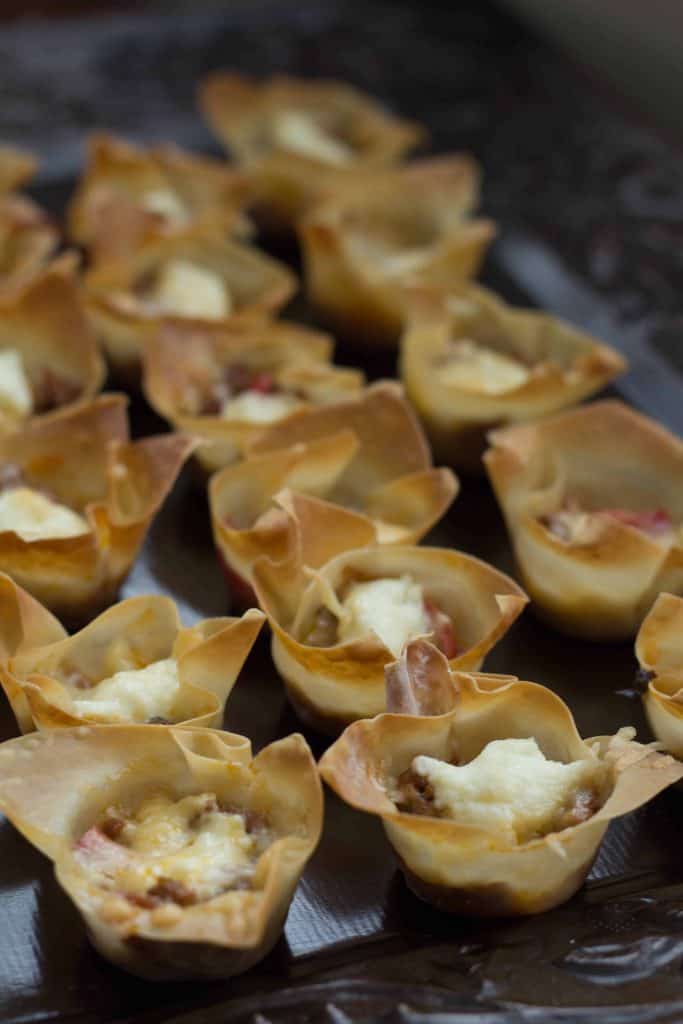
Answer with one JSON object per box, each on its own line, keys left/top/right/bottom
{"left": 543, "top": 500, "right": 674, "bottom": 545}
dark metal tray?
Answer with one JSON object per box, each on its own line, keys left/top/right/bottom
{"left": 1, "top": 2, "right": 683, "bottom": 1021}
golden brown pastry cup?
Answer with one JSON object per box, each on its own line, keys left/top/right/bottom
{"left": 0, "top": 194, "right": 59, "bottom": 289}
{"left": 299, "top": 158, "right": 496, "bottom": 348}
{"left": 0, "top": 575, "right": 264, "bottom": 733}
{"left": 143, "top": 319, "right": 365, "bottom": 475}
{"left": 0, "top": 145, "right": 36, "bottom": 194}
{"left": 0, "top": 395, "right": 195, "bottom": 625}
{"left": 198, "top": 72, "right": 425, "bottom": 231}
{"left": 83, "top": 227, "right": 296, "bottom": 379}
{"left": 0, "top": 255, "right": 105, "bottom": 430}
{"left": 484, "top": 400, "right": 683, "bottom": 639}
{"left": 252, "top": 496, "right": 527, "bottom": 733}
{"left": 210, "top": 381, "right": 458, "bottom": 599}
{"left": 636, "top": 592, "right": 683, "bottom": 758}
{"left": 67, "top": 134, "right": 252, "bottom": 261}
{"left": 320, "top": 637, "right": 683, "bottom": 916}
{"left": 0, "top": 724, "right": 322, "bottom": 979}
{"left": 400, "top": 285, "right": 627, "bottom": 471}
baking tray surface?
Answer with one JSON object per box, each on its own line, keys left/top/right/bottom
{"left": 0, "top": 1, "right": 682, "bottom": 1021}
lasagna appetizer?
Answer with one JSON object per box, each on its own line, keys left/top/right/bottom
{"left": 636, "top": 593, "right": 683, "bottom": 759}
{"left": 198, "top": 72, "right": 424, "bottom": 231}
{"left": 400, "top": 285, "right": 627, "bottom": 470}
{"left": 0, "top": 725, "right": 322, "bottom": 979}
{"left": 300, "top": 157, "right": 495, "bottom": 348}
{"left": 68, "top": 134, "right": 251, "bottom": 262}
{"left": 83, "top": 228, "right": 296, "bottom": 380}
{"left": 485, "top": 400, "right": 683, "bottom": 638}
{"left": 209, "top": 381, "right": 457, "bottom": 606}
{"left": 0, "top": 577, "right": 264, "bottom": 733}
{"left": 0, "top": 394, "right": 194, "bottom": 624}
{"left": 0, "top": 256, "right": 105, "bottom": 431}
{"left": 143, "top": 319, "right": 364, "bottom": 475}
{"left": 252, "top": 494, "right": 527, "bottom": 732}
{"left": 320, "top": 637, "right": 683, "bottom": 916}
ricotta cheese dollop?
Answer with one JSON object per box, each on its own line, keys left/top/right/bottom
{"left": 0, "top": 487, "right": 89, "bottom": 542}
{"left": 337, "top": 575, "right": 430, "bottom": 656}
{"left": 155, "top": 260, "right": 231, "bottom": 320}
{"left": 439, "top": 339, "right": 530, "bottom": 395}
{"left": 412, "top": 737, "right": 601, "bottom": 844}
{"left": 71, "top": 658, "right": 180, "bottom": 723}
{"left": 221, "top": 390, "right": 302, "bottom": 424}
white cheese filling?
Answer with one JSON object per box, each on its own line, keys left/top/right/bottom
{"left": 272, "top": 111, "right": 352, "bottom": 165}
{"left": 337, "top": 575, "right": 429, "bottom": 656}
{"left": 142, "top": 188, "right": 188, "bottom": 226}
{"left": 412, "top": 738, "right": 600, "bottom": 844}
{"left": 220, "top": 390, "right": 302, "bottom": 424}
{"left": 0, "top": 349, "right": 33, "bottom": 419}
{"left": 71, "top": 658, "right": 180, "bottom": 723}
{"left": 0, "top": 487, "right": 89, "bottom": 542}
{"left": 155, "top": 260, "right": 232, "bottom": 320}
{"left": 439, "top": 339, "right": 530, "bottom": 394}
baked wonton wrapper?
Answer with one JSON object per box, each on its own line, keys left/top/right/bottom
{"left": 400, "top": 285, "right": 627, "bottom": 470}
{"left": 320, "top": 638, "right": 683, "bottom": 916}
{"left": 252, "top": 495, "right": 527, "bottom": 732}
{"left": 0, "top": 193, "right": 59, "bottom": 289}
{"left": 636, "top": 593, "right": 683, "bottom": 758}
{"left": 0, "top": 394, "right": 194, "bottom": 624}
{"left": 198, "top": 72, "right": 424, "bottom": 231}
{"left": 0, "top": 256, "right": 105, "bottom": 431}
{"left": 0, "top": 724, "right": 322, "bottom": 979}
{"left": 0, "top": 577, "right": 264, "bottom": 733}
{"left": 144, "top": 320, "right": 365, "bottom": 475}
{"left": 209, "top": 381, "right": 458, "bottom": 602}
{"left": 299, "top": 158, "right": 496, "bottom": 349}
{"left": 485, "top": 400, "right": 683, "bottom": 639}
{"left": 83, "top": 228, "right": 296, "bottom": 379}
{"left": 67, "top": 134, "right": 252, "bottom": 261}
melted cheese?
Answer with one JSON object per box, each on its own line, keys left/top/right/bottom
{"left": 337, "top": 576, "right": 429, "bottom": 656}
{"left": 156, "top": 260, "right": 231, "bottom": 320}
{"left": 221, "top": 390, "right": 302, "bottom": 424}
{"left": 0, "top": 349, "right": 33, "bottom": 419}
{"left": 413, "top": 738, "right": 600, "bottom": 844}
{"left": 439, "top": 339, "right": 529, "bottom": 394}
{"left": 142, "top": 188, "right": 188, "bottom": 225}
{"left": 272, "top": 111, "right": 352, "bottom": 165}
{"left": 71, "top": 658, "right": 180, "bottom": 723}
{"left": 0, "top": 487, "right": 89, "bottom": 542}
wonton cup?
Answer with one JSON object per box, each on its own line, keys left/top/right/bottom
{"left": 636, "top": 593, "right": 683, "bottom": 759}
{"left": 0, "top": 256, "right": 105, "bottom": 431}
{"left": 209, "top": 381, "right": 458, "bottom": 602}
{"left": 144, "top": 320, "right": 365, "bottom": 475}
{"left": 0, "top": 725, "right": 322, "bottom": 979}
{"left": 252, "top": 495, "right": 527, "bottom": 733}
{"left": 68, "top": 134, "right": 252, "bottom": 262}
{"left": 300, "top": 158, "right": 496, "bottom": 349}
{"left": 0, "top": 578, "right": 264, "bottom": 733}
{"left": 400, "top": 286, "right": 627, "bottom": 470}
{"left": 320, "top": 638, "right": 683, "bottom": 916}
{"left": 0, "top": 395, "right": 195, "bottom": 624}
{"left": 198, "top": 72, "right": 424, "bottom": 232}
{"left": 83, "top": 228, "right": 296, "bottom": 380}
{"left": 0, "top": 194, "right": 59, "bottom": 289}
{"left": 485, "top": 400, "right": 683, "bottom": 639}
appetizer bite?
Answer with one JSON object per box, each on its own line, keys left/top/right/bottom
{"left": 0, "top": 725, "right": 322, "bottom": 979}
{"left": 0, "top": 394, "right": 194, "bottom": 624}
{"left": 400, "top": 285, "right": 627, "bottom": 469}
{"left": 485, "top": 401, "right": 683, "bottom": 639}
{"left": 209, "top": 381, "right": 458, "bottom": 605}
{"left": 0, "top": 256, "right": 105, "bottom": 431}
{"left": 300, "top": 157, "right": 495, "bottom": 348}
{"left": 320, "top": 638, "right": 683, "bottom": 916}
{"left": 144, "top": 320, "right": 364, "bottom": 475}
{"left": 636, "top": 593, "right": 683, "bottom": 758}
{"left": 198, "top": 72, "right": 424, "bottom": 231}
{"left": 68, "top": 134, "right": 251, "bottom": 261}
{"left": 0, "top": 195, "right": 59, "bottom": 290}
{"left": 252, "top": 493, "right": 527, "bottom": 732}
{"left": 84, "top": 228, "right": 296, "bottom": 380}
{"left": 0, "top": 577, "right": 264, "bottom": 733}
